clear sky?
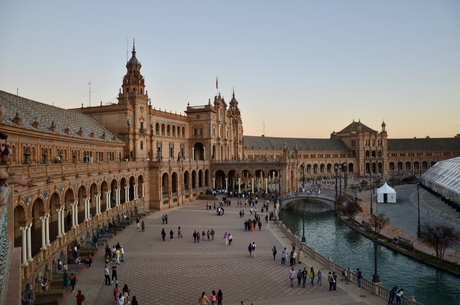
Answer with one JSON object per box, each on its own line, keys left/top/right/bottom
{"left": 1, "top": 0, "right": 459, "bottom": 139}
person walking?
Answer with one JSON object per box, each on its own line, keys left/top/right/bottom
{"left": 395, "top": 288, "right": 404, "bottom": 305}
{"left": 178, "top": 226, "right": 183, "bottom": 238}
{"left": 217, "top": 289, "right": 223, "bottom": 305}
{"left": 289, "top": 267, "right": 296, "bottom": 287}
{"left": 111, "top": 263, "right": 118, "bottom": 284}
{"left": 131, "top": 296, "right": 139, "bottom": 305}
{"left": 161, "top": 228, "right": 166, "bottom": 241}
{"left": 113, "top": 284, "right": 121, "bottom": 303}
{"left": 388, "top": 285, "right": 399, "bottom": 304}
{"left": 302, "top": 267, "right": 308, "bottom": 287}
{"left": 63, "top": 270, "right": 69, "bottom": 290}
{"left": 297, "top": 249, "right": 303, "bottom": 264}
{"left": 317, "top": 269, "right": 323, "bottom": 286}
{"left": 296, "top": 269, "right": 302, "bottom": 287}
{"left": 223, "top": 232, "right": 228, "bottom": 245}
{"left": 251, "top": 242, "right": 256, "bottom": 257}
{"left": 165, "top": 214, "right": 168, "bottom": 224}
{"left": 141, "top": 220, "right": 145, "bottom": 231}
{"left": 122, "top": 283, "right": 131, "bottom": 304}
{"left": 228, "top": 233, "right": 233, "bottom": 245}
{"left": 309, "top": 267, "right": 316, "bottom": 285}
{"left": 356, "top": 268, "right": 362, "bottom": 289}
{"left": 210, "top": 290, "right": 217, "bottom": 305}
{"left": 169, "top": 229, "right": 174, "bottom": 241}
{"left": 272, "top": 246, "right": 277, "bottom": 261}
{"left": 328, "top": 271, "right": 334, "bottom": 291}
{"left": 248, "top": 242, "right": 253, "bottom": 257}
{"left": 281, "top": 247, "right": 287, "bottom": 265}
{"left": 75, "top": 290, "right": 85, "bottom": 305}
{"left": 210, "top": 228, "right": 215, "bottom": 240}
{"left": 136, "top": 217, "right": 140, "bottom": 229}
{"left": 332, "top": 271, "right": 337, "bottom": 290}
{"left": 104, "top": 265, "right": 111, "bottom": 285}
{"left": 199, "top": 291, "right": 210, "bottom": 305}
{"left": 69, "top": 273, "right": 77, "bottom": 292}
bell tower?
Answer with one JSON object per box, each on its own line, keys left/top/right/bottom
{"left": 117, "top": 40, "right": 150, "bottom": 161}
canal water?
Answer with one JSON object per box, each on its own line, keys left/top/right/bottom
{"left": 280, "top": 199, "right": 460, "bottom": 305}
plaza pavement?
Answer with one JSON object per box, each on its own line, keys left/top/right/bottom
{"left": 61, "top": 198, "right": 388, "bottom": 305}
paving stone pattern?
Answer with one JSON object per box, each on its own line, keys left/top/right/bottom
{"left": 62, "top": 200, "right": 386, "bottom": 305}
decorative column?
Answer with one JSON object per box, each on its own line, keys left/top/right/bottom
{"left": 203, "top": 147, "right": 206, "bottom": 161}
{"left": 251, "top": 178, "right": 254, "bottom": 193}
{"left": 96, "top": 194, "right": 101, "bottom": 215}
{"left": 45, "top": 214, "right": 51, "bottom": 246}
{"left": 134, "top": 184, "right": 138, "bottom": 200}
{"left": 57, "top": 208, "right": 63, "bottom": 238}
{"left": 40, "top": 216, "right": 47, "bottom": 250}
{"left": 20, "top": 226, "right": 28, "bottom": 266}
{"left": 116, "top": 188, "right": 121, "bottom": 206}
{"left": 191, "top": 148, "right": 195, "bottom": 161}
{"left": 265, "top": 178, "right": 268, "bottom": 193}
{"left": 61, "top": 207, "right": 65, "bottom": 233}
{"left": 225, "top": 178, "right": 228, "bottom": 192}
{"left": 212, "top": 178, "right": 216, "bottom": 189}
{"left": 238, "top": 178, "right": 241, "bottom": 193}
{"left": 124, "top": 186, "right": 129, "bottom": 203}
{"left": 72, "top": 201, "right": 78, "bottom": 228}
{"left": 26, "top": 223, "right": 33, "bottom": 262}
{"left": 83, "top": 198, "right": 89, "bottom": 221}
{"left": 105, "top": 191, "right": 111, "bottom": 210}
{"left": 142, "top": 183, "right": 145, "bottom": 198}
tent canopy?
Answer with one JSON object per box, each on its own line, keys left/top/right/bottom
{"left": 377, "top": 182, "right": 396, "bottom": 203}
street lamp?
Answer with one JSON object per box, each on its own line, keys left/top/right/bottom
{"left": 370, "top": 171, "right": 373, "bottom": 215}
{"left": 334, "top": 163, "right": 339, "bottom": 198}
{"left": 343, "top": 162, "right": 348, "bottom": 193}
{"left": 301, "top": 211, "right": 306, "bottom": 242}
{"left": 417, "top": 182, "right": 421, "bottom": 238}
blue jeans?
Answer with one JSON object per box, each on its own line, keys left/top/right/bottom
{"left": 302, "top": 277, "right": 307, "bottom": 287}
{"left": 357, "top": 278, "right": 361, "bottom": 288}
{"left": 290, "top": 278, "right": 294, "bottom": 287}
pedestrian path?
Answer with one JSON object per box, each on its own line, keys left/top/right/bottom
{"left": 61, "top": 199, "right": 388, "bottom": 305}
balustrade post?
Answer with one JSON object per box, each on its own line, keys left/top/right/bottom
{"left": 40, "top": 216, "right": 47, "bottom": 250}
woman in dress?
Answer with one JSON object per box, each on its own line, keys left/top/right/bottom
{"left": 122, "top": 284, "right": 130, "bottom": 304}
{"left": 199, "top": 291, "right": 210, "bottom": 305}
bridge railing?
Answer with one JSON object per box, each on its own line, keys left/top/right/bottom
{"left": 275, "top": 218, "right": 422, "bottom": 305}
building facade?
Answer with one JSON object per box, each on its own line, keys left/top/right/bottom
{"left": 1, "top": 45, "right": 460, "bottom": 301}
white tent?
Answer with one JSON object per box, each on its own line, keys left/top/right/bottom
{"left": 377, "top": 182, "right": 397, "bottom": 203}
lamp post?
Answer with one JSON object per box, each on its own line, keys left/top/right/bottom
{"left": 301, "top": 211, "right": 306, "bottom": 242}
{"left": 370, "top": 170, "right": 373, "bottom": 215}
{"left": 417, "top": 162, "right": 422, "bottom": 238}
{"left": 343, "top": 162, "right": 348, "bottom": 193}
{"left": 334, "top": 163, "right": 339, "bottom": 199}
{"left": 302, "top": 164, "right": 305, "bottom": 190}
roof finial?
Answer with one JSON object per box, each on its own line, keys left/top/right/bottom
{"left": 132, "top": 38, "right": 136, "bottom": 57}
{"left": 232, "top": 86, "right": 235, "bottom": 97}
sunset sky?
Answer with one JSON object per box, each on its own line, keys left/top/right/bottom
{"left": 1, "top": 0, "right": 459, "bottom": 139}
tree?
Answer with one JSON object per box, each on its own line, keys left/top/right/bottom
{"left": 343, "top": 198, "right": 363, "bottom": 220}
{"left": 455, "top": 133, "right": 460, "bottom": 138}
{"left": 369, "top": 213, "right": 389, "bottom": 234}
{"left": 420, "top": 223, "right": 460, "bottom": 259}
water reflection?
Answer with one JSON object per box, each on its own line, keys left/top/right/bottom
{"left": 280, "top": 199, "right": 460, "bottom": 305}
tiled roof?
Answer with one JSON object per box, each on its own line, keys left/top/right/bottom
{"left": 244, "top": 135, "right": 348, "bottom": 151}
{"left": 337, "top": 120, "right": 376, "bottom": 134}
{"left": 0, "top": 90, "right": 123, "bottom": 143}
{"left": 388, "top": 138, "right": 460, "bottom": 150}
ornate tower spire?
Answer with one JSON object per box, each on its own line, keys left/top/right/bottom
{"left": 118, "top": 39, "right": 147, "bottom": 104}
